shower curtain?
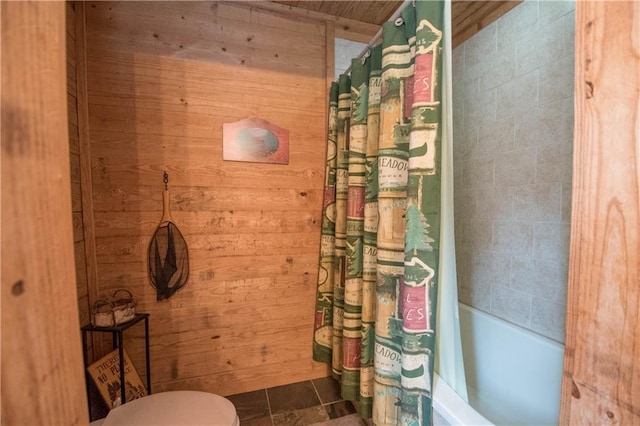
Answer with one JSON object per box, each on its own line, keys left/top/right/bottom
{"left": 312, "top": 1, "right": 465, "bottom": 425}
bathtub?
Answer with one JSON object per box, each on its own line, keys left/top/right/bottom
{"left": 433, "top": 303, "right": 565, "bottom": 426}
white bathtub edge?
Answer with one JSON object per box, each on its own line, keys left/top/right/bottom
{"left": 433, "top": 373, "right": 493, "bottom": 426}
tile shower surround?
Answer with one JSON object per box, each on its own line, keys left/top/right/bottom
{"left": 452, "top": 0, "right": 575, "bottom": 343}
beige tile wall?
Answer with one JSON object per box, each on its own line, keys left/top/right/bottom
{"left": 453, "top": 0, "right": 575, "bottom": 343}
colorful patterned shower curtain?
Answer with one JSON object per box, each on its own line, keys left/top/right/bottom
{"left": 313, "top": 1, "right": 458, "bottom": 425}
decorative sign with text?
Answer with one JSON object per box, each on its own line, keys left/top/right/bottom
{"left": 87, "top": 349, "right": 147, "bottom": 409}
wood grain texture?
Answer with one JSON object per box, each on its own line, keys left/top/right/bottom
{"left": 73, "top": 212, "right": 85, "bottom": 242}
{"left": 69, "top": 0, "right": 86, "bottom": 310}
{"left": 95, "top": 232, "right": 319, "bottom": 263}
{"left": 560, "top": 1, "right": 640, "bottom": 424}
{"left": 1, "top": 2, "right": 88, "bottom": 424}
{"left": 70, "top": 153, "right": 81, "bottom": 183}
{"left": 75, "top": 1, "right": 101, "bottom": 329}
{"left": 246, "top": 0, "right": 379, "bottom": 42}
{"left": 75, "top": 242, "right": 90, "bottom": 299}
{"left": 93, "top": 211, "right": 320, "bottom": 239}
{"left": 326, "top": 21, "right": 336, "bottom": 93}
{"left": 84, "top": 0, "right": 330, "bottom": 394}
{"left": 272, "top": 0, "right": 400, "bottom": 26}
{"left": 152, "top": 356, "right": 330, "bottom": 396}
{"left": 97, "top": 253, "right": 319, "bottom": 286}
{"left": 271, "top": 0, "right": 521, "bottom": 47}
{"left": 91, "top": 186, "right": 323, "bottom": 212}
{"left": 66, "top": 1, "right": 76, "bottom": 37}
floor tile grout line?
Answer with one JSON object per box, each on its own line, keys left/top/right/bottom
{"left": 310, "top": 379, "right": 325, "bottom": 406}
{"left": 310, "top": 379, "right": 333, "bottom": 422}
{"left": 230, "top": 380, "right": 366, "bottom": 425}
{"left": 264, "top": 388, "right": 275, "bottom": 425}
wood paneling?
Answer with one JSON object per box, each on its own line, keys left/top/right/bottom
{"left": 92, "top": 186, "right": 323, "bottom": 212}
{"left": 72, "top": 182, "right": 83, "bottom": 211}
{"left": 68, "top": 1, "right": 93, "bottom": 331}
{"left": 325, "top": 21, "right": 335, "bottom": 94}
{"left": 75, "top": 1, "right": 101, "bottom": 331}
{"left": 95, "top": 232, "right": 319, "bottom": 263}
{"left": 272, "top": 0, "right": 522, "bottom": 47}
{"left": 70, "top": 152, "right": 82, "bottom": 182}
{"left": 97, "top": 253, "right": 318, "bottom": 287}
{"left": 253, "top": 1, "right": 379, "bottom": 43}
{"left": 560, "top": 1, "right": 640, "bottom": 424}
{"left": 94, "top": 210, "right": 320, "bottom": 236}
{"left": 75, "top": 241, "right": 91, "bottom": 326}
{"left": 70, "top": 11, "right": 109, "bottom": 419}
{"left": 1, "top": 2, "right": 88, "bottom": 424}
{"left": 85, "top": 0, "right": 330, "bottom": 395}
{"left": 272, "top": 0, "right": 399, "bottom": 26}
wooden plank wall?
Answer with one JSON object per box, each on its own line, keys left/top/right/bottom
{"left": 67, "top": 1, "right": 93, "bottom": 328}
{"left": 1, "top": 2, "right": 88, "bottom": 423}
{"left": 83, "top": 1, "right": 334, "bottom": 395}
{"left": 559, "top": 1, "right": 639, "bottom": 424}
{"left": 245, "top": 1, "right": 379, "bottom": 44}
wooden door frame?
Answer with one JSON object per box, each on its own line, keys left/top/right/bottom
{"left": 1, "top": 2, "right": 89, "bottom": 424}
{"left": 559, "top": 1, "right": 639, "bottom": 424}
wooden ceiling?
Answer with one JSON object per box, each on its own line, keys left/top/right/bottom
{"left": 272, "top": 1, "right": 523, "bottom": 47}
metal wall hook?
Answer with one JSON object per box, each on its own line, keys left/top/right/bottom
{"left": 361, "top": 49, "right": 371, "bottom": 65}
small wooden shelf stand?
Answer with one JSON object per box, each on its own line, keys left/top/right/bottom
{"left": 81, "top": 313, "right": 151, "bottom": 418}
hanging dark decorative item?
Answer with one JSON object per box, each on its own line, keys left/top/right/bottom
{"left": 148, "top": 172, "right": 189, "bottom": 300}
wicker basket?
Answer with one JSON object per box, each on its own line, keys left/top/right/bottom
{"left": 91, "top": 289, "right": 137, "bottom": 327}
{"left": 92, "top": 299, "right": 116, "bottom": 327}
{"left": 112, "top": 289, "right": 136, "bottom": 325}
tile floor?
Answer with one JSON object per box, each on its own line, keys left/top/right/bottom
{"left": 228, "top": 376, "right": 451, "bottom": 426}
{"left": 227, "top": 377, "right": 369, "bottom": 426}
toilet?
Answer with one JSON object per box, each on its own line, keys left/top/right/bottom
{"left": 98, "top": 391, "right": 239, "bottom": 426}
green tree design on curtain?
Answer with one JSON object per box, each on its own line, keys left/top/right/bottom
{"left": 401, "top": 3, "right": 444, "bottom": 424}
{"left": 313, "top": 2, "right": 444, "bottom": 425}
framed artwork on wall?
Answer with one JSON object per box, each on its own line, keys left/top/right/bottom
{"left": 223, "top": 117, "right": 289, "bottom": 165}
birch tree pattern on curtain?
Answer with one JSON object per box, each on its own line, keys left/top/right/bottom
{"left": 333, "top": 74, "right": 352, "bottom": 380}
{"left": 342, "top": 56, "right": 370, "bottom": 401}
{"left": 374, "top": 12, "right": 414, "bottom": 425}
{"left": 360, "top": 44, "right": 383, "bottom": 420}
{"left": 313, "top": 2, "right": 444, "bottom": 425}
{"left": 312, "top": 82, "right": 339, "bottom": 365}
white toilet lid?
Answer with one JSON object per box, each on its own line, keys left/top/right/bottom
{"left": 102, "top": 391, "right": 239, "bottom": 426}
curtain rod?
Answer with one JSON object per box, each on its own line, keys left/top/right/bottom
{"left": 343, "top": 0, "right": 414, "bottom": 75}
